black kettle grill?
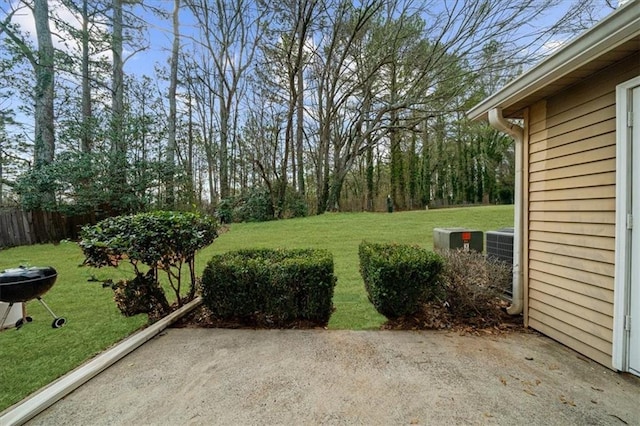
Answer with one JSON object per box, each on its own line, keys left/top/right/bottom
{"left": 0, "top": 266, "right": 66, "bottom": 329}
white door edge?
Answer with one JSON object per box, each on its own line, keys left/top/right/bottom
{"left": 613, "top": 75, "right": 640, "bottom": 372}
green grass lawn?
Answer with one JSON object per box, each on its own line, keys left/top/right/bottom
{"left": 0, "top": 205, "right": 513, "bottom": 411}
{"left": 0, "top": 243, "right": 146, "bottom": 411}
{"left": 198, "top": 205, "right": 514, "bottom": 328}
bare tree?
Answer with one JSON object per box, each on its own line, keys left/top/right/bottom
{"left": 309, "top": 0, "right": 388, "bottom": 212}
{"left": 0, "top": 1, "right": 55, "bottom": 170}
{"left": 182, "top": 52, "right": 219, "bottom": 204}
{"left": 165, "top": 0, "right": 180, "bottom": 207}
{"left": 185, "top": 0, "right": 265, "bottom": 200}
{"left": 300, "top": 0, "right": 620, "bottom": 213}
{"left": 255, "top": 0, "right": 318, "bottom": 215}
{"left": 80, "top": 0, "right": 93, "bottom": 153}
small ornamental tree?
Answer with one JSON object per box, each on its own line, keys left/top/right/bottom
{"left": 79, "top": 211, "right": 218, "bottom": 320}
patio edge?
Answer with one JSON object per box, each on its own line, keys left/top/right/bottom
{"left": 0, "top": 297, "right": 203, "bottom": 426}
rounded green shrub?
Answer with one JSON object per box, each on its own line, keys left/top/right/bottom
{"left": 359, "top": 241, "right": 444, "bottom": 319}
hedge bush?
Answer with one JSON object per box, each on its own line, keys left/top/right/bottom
{"left": 359, "top": 241, "right": 444, "bottom": 319}
{"left": 201, "top": 248, "right": 337, "bottom": 326}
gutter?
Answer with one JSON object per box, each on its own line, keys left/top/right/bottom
{"left": 488, "top": 108, "right": 524, "bottom": 315}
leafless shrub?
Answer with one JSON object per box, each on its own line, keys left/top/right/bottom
{"left": 438, "top": 249, "right": 512, "bottom": 326}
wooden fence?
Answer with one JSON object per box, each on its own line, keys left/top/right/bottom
{"left": 0, "top": 209, "right": 95, "bottom": 248}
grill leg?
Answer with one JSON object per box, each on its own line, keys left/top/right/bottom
{"left": 36, "top": 297, "right": 66, "bottom": 328}
{"left": 0, "top": 302, "right": 14, "bottom": 329}
{"left": 36, "top": 297, "right": 58, "bottom": 319}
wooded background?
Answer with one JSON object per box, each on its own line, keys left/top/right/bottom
{"left": 0, "top": 0, "right": 616, "bottom": 218}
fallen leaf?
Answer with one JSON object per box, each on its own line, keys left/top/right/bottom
{"left": 524, "top": 389, "right": 537, "bottom": 396}
{"left": 559, "top": 395, "right": 576, "bottom": 406}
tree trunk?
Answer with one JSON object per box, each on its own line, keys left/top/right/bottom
{"left": 109, "top": 0, "right": 127, "bottom": 212}
{"left": 326, "top": 170, "right": 346, "bottom": 212}
{"left": 316, "top": 120, "right": 330, "bottom": 214}
{"left": 186, "top": 89, "right": 195, "bottom": 206}
{"left": 80, "top": 0, "right": 92, "bottom": 153}
{"left": 408, "top": 131, "right": 418, "bottom": 210}
{"left": 33, "top": 0, "right": 55, "bottom": 168}
{"left": 219, "top": 89, "right": 230, "bottom": 199}
{"left": 434, "top": 116, "right": 446, "bottom": 205}
{"left": 280, "top": 79, "right": 295, "bottom": 218}
{"left": 295, "top": 15, "right": 305, "bottom": 195}
{"left": 420, "top": 117, "right": 431, "bottom": 207}
{"left": 111, "top": 0, "right": 124, "bottom": 156}
{"left": 0, "top": 120, "right": 3, "bottom": 206}
{"left": 365, "top": 144, "right": 373, "bottom": 212}
{"left": 388, "top": 63, "right": 406, "bottom": 211}
{"left": 166, "top": 0, "right": 180, "bottom": 208}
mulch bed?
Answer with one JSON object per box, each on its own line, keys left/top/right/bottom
{"left": 382, "top": 299, "right": 526, "bottom": 335}
{"left": 171, "top": 304, "right": 327, "bottom": 329}
{"left": 173, "top": 300, "right": 525, "bottom": 334}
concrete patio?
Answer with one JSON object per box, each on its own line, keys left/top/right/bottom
{"left": 22, "top": 328, "right": 640, "bottom": 425}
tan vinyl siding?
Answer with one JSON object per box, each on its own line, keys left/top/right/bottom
{"left": 528, "top": 210, "right": 614, "bottom": 225}
{"left": 529, "top": 269, "right": 614, "bottom": 303}
{"left": 529, "top": 251, "right": 615, "bottom": 277}
{"left": 529, "top": 159, "right": 616, "bottom": 182}
{"left": 528, "top": 318, "right": 612, "bottom": 367}
{"left": 529, "top": 172, "right": 616, "bottom": 192}
{"left": 523, "top": 54, "right": 640, "bottom": 368}
{"left": 528, "top": 219, "right": 615, "bottom": 236}
{"left": 528, "top": 92, "right": 615, "bottom": 135}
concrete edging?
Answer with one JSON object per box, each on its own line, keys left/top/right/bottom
{"left": 0, "top": 297, "right": 203, "bottom": 426}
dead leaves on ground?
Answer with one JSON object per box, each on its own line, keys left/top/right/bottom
{"left": 381, "top": 300, "right": 524, "bottom": 334}
{"left": 559, "top": 395, "right": 576, "bottom": 406}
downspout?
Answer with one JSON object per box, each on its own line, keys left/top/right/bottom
{"left": 488, "top": 108, "right": 524, "bottom": 315}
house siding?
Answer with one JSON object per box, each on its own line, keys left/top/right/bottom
{"left": 525, "top": 53, "right": 639, "bottom": 368}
